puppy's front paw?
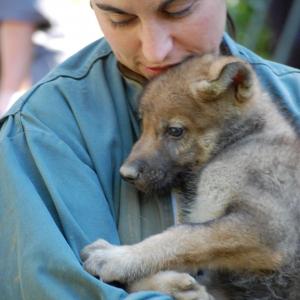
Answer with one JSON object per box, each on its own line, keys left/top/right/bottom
{"left": 129, "top": 271, "right": 214, "bottom": 300}
{"left": 81, "top": 239, "right": 134, "bottom": 283}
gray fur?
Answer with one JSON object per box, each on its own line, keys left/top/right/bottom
{"left": 82, "top": 56, "right": 300, "bottom": 300}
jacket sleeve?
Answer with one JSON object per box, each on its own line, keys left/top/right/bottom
{"left": 0, "top": 114, "right": 172, "bottom": 300}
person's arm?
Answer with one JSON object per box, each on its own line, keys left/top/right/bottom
{"left": 0, "top": 21, "right": 34, "bottom": 116}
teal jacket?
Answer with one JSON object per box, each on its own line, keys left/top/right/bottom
{"left": 0, "top": 34, "right": 300, "bottom": 300}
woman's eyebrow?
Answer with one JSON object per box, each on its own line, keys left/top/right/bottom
{"left": 94, "top": 2, "right": 128, "bottom": 14}
{"left": 158, "top": 0, "right": 179, "bottom": 11}
{"left": 95, "top": 0, "right": 182, "bottom": 15}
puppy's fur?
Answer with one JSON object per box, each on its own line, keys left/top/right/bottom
{"left": 82, "top": 55, "right": 300, "bottom": 300}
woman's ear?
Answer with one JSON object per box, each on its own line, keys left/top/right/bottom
{"left": 190, "top": 61, "right": 254, "bottom": 103}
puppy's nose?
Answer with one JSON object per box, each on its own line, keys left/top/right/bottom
{"left": 120, "top": 161, "right": 143, "bottom": 182}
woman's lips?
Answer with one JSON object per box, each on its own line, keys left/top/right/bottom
{"left": 144, "top": 64, "right": 179, "bottom": 76}
{"left": 145, "top": 66, "right": 169, "bottom": 74}
{"left": 147, "top": 66, "right": 169, "bottom": 71}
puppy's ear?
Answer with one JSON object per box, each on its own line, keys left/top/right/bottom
{"left": 191, "top": 61, "right": 253, "bottom": 103}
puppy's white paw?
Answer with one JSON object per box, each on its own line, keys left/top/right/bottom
{"left": 129, "top": 271, "right": 214, "bottom": 300}
{"left": 81, "top": 239, "right": 134, "bottom": 283}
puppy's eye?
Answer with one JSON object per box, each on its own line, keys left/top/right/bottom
{"left": 167, "top": 126, "right": 185, "bottom": 138}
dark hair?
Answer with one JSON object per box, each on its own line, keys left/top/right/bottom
{"left": 226, "top": 12, "right": 236, "bottom": 39}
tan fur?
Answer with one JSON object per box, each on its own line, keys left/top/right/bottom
{"left": 82, "top": 55, "right": 300, "bottom": 300}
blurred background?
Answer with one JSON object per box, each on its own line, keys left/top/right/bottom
{"left": 0, "top": 0, "right": 101, "bottom": 114}
{"left": 227, "top": 0, "right": 300, "bottom": 68}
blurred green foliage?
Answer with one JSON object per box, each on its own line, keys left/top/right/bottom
{"left": 227, "top": 0, "right": 273, "bottom": 58}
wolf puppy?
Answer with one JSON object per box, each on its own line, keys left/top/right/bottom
{"left": 81, "top": 55, "right": 300, "bottom": 299}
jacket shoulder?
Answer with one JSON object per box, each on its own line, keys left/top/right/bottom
{"left": 224, "top": 33, "right": 300, "bottom": 125}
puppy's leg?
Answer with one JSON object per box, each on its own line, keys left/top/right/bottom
{"left": 128, "top": 271, "right": 215, "bottom": 300}
{"left": 129, "top": 211, "right": 282, "bottom": 273}
{"left": 81, "top": 209, "right": 283, "bottom": 283}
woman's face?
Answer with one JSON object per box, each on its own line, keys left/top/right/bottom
{"left": 91, "top": 0, "right": 226, "bottom": 79}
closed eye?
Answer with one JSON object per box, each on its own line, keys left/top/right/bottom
{"left": 160, "top": 0, "right": 197, "bottom": 18}
{"left": 94, "top": 2, "right": 137, "bottom": 27}
{"left": 109, "top": 14, "right": 137, "bottom": 27}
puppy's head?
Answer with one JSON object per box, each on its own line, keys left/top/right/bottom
{"left": 120, "top": 55, "right": 258, "bottom": 193}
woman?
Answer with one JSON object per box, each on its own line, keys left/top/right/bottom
{"left": 0, "top": 1, "right": 299, "bottom": 299}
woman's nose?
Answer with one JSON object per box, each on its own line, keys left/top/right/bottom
{"left": 140, "top": 22, "right": 173, "bottom": 64}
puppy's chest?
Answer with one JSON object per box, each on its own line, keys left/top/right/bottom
{"left": 175, "top": 190, "right": 230, "bottom": 225}
{"left": 185, "top": 191, "right": 230, "bottom": 224}
{"left": 176, "top": 167, "right": 238, "bottom": 224}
